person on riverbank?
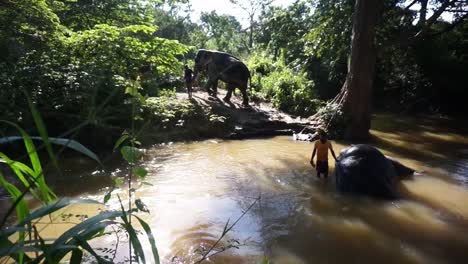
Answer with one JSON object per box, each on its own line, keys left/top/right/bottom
{"left": 310, "top": 129, "right": 338, "bottom": 179}
{"left": 184, "top": 65, "right": 194, "bottom": 99}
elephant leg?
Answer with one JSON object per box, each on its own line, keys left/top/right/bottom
{"left": 240, "top": 84, "right": 249, "bottom": 106}
{"left": 223, "top": 83, "right": 235, "bottom": 103}
{"left": 205, "top": 78, "right": 215, "bottom": 96}
{"left": 212, "top": 79, "right": 218, "bottom": 97}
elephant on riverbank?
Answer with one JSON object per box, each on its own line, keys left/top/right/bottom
{"left": 334, "top": 145, "right": 414, "bottom": 199}
{"left": 192, "top": 49, "right": 251, "bottom": 106}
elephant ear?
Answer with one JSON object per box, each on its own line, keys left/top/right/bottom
{"left": 385, "top": 156, "right": 415, "bottom": 178}
{"left": 200, "top": 52, "right": 212, "bottom": 67}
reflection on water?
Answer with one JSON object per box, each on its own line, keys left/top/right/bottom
{"left": 3, "top": 114, "right": 468, "bottom": 263}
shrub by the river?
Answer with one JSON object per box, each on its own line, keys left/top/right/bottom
{"left": 248, "top": 52, "right": 322, "bottom": 117}
{"left": 142, "top": 91, "right": 232, "bottom": 141}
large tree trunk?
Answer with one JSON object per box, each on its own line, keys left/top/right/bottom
{"left": 249, "top": 17, "right": 254, "bottom": 49}
{"left": 333, "top": 0, "right": 382, "bottom": 140}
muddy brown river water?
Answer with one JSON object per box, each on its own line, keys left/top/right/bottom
{"left": 2, "top": 114, "right": 468, "bottom": 263}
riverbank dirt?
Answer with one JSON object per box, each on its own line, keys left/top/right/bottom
{"left": 172, "top": 87, "right": 319, "bottom": 140}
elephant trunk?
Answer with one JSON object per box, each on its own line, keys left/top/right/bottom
{"left": 192, "top": 63, "right": 203, "bottom": 83}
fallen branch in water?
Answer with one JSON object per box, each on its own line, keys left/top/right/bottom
{"left": 194, "top": 195, "right": 261, "bottom": 264}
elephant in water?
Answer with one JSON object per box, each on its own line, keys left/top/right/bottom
{"left": 334, "top": 145, "right": 414, "bottom": 199}
{"left": 192, "top": 49, "right": 251, "bottom": 106}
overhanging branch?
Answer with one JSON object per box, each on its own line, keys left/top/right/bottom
{"left": 414, "top": 0, "right": 457, "bottom": 39}
{"left": 428, "top": 12, "right": 468, "bottom": 38}
{"left": 404, "top": 0, "right": 418, "bottom": 11}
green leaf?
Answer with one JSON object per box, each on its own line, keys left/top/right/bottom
{"left": 0, "top": 237, "right": 33, "bottom": 263}
{"left": 258, "top": 256, "right": 270, "bottom": 264}
{"left": 113, "top": 134, "right": 129, "bottom": 151}
{"left": 0, "top": 121, "right": 56, "bottom": 202}
{"left": 133, "top": 167, "right": 148, "bottom": 178}
{"left": 0, "top": 152, "right": 41, "bottom": 200}
{"left": 135, "top": 215, "right": 160, "bottom": 264}
{"left": 70, "top": 249, "right": 83, "bottom": 264}
{"left": 120, "top": 146, "right": 143, "bottom": 164}
{"left": 47, "top": 221, "right": 113, "bottom": 263}
{"left": 51, "top": 211, "right": 123, "bottom": 250}
{"left": 117, "top": 196, "right": 145, "bottom": 263}
{"left": 114, "top": 177, "right": 124, "bottom": 186}
{"left": 103, "top": 189, "right": 113, "bottom": 204}
{"left": 74, "top": 234, "right": 113, "bottom": 264}
{"left": 135, "top": 199, "right": 149, "bottom": 213}
{"left": 0, "top": 171, "right": 29, "bottom": 262}
{"left": 120, "top": 220, "right": 145, "bottom": 263}
{"left": 0, "top": 136, "right": 101, "bottom": 166}
{"left": 45, "top": 137, "right": 101, "bottom": 165}
{"left": 25, "top": 93, "right": 61, "bottom": 184}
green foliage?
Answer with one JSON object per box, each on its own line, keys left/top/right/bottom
{"left": 53, "top": 0, "right": 158, "bottom": 30}
{"left": 255, "top": 0, "right": 351, "bottom": 101}
{"left": 0, "top": 121, "right": 56, "bottom": 202}
{"left": 302, "top": 0, "right": 352, "bottom": 99}
{"left": 120, "top": 146, "right": 143, "bottom": 165}
{"left": 248, "top": 53, "right": 322, "bottom": 117}
{"left": 375, "top": 18, "right": 468, "bottom": 114}
{"left": 200, "top": 11, "right": 246, "bottom": 55}
{"left": 0, "top": 103, "right": 159, "bottom": 263}
{"left": 144, "top": 94, "right": 200, "bottom": 127}
{"left": 0, "top": 0, "right": 189, "bottom": 149}
{"left": 257, "top": 1, "right": 312, "bottom": 62}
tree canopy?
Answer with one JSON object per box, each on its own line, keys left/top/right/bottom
{"left": 1, "top": 0, "right": 467, "bottom": 141}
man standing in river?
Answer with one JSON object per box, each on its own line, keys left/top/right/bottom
{"left": 310, "top": 129, "right": 338, "bottom": 179}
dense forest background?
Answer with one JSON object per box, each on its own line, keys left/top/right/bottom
{"left": 1, "top": 0, "right": 467, "bottom": 146}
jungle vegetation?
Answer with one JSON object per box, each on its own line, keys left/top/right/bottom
{"left": 1, "top": 0, "right": 466, "bottom": 143}
{"left": 0, "top": 0, "right": 467, "bottom": 262}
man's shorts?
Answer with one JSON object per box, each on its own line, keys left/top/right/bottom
{"left": 316, "top": 160, "right": 329, "bottom": 174}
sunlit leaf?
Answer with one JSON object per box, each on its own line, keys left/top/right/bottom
{"left": 133, "top": 167, "right": 147, "bottom": 178}
{"left": 120, "top": 146, "right": 143, "bottom": 164}
{"left": 113, "top": 134, "right": 130, "bottom": 151}
{"left": 114, "top": 177, "right": 124, "bottom": 186}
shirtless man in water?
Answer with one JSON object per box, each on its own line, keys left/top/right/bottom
{"left": 310, "top": 129, "right": 338, "bottom": 179}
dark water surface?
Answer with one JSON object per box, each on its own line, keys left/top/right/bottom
{"left": 3, "top": 114, "right": 468, "bottom": 263}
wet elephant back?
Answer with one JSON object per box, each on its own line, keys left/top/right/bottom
{"left": 335, "top": 145, "right": 398, "bottom": 199}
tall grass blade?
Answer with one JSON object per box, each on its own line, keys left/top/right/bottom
{"left": 18, "top": 198, "right": 100, "bottom": 226}
{"left": 135, "top": 215, "right": 160, "bottom": 264}
{"left": 118, "top": 195, "right": 145, "bottom": 263}
{"left": 49, "top": 221, "right": 112, "bottom": 262}
{"left": 0, "top": 238, "right": 32, "bottom": 263}
{"left": 114, "top": 134, "right": 130, "bottom": 151}
{"left": 0, "top": 152, "right": 41, "bottom": 200}
{"left": 75, "top": 236, "right": 112, "bottom": 264}
{"left": 25, "top": 94, "right": 61, "bottom": 183}
{"left": 0, "top": 136, "right": 101, "bottom": 165}
{"left": 0, "top": 121, "right": 56, "bottom": 202}
{"left": 70, "top": 249, "right": 83, "bottom": 264}
{"left": 0, "top": 171, "right": 29, "bottom": 263}
{"left": 51, "top": 211, "right": 123, "bottom": 248}
{"left": 120, "top": 220, "right": 145, "bottom": 264}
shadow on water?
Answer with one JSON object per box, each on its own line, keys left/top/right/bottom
{"left": 231, "top": 156, "right": 468, "bottom": 264}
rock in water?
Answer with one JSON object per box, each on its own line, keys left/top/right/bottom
{"left": 334, "top": 145, "right": 411, "bottom": 199}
